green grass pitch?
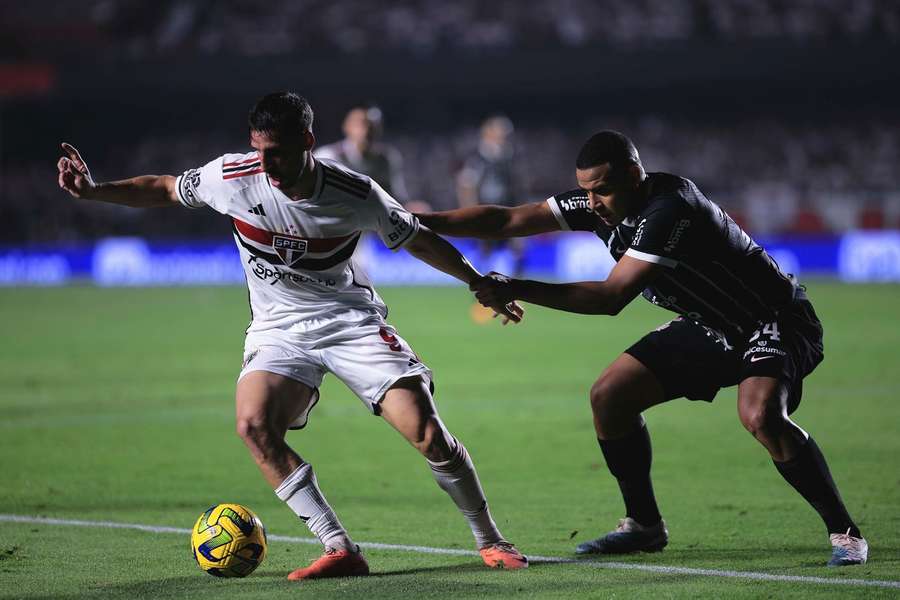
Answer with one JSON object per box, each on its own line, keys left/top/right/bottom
{"left": 1, "top": 283, "right": 899, "bottom": 599}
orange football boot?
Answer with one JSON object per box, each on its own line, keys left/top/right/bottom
{"left": 479, "top": 541, "right": 528, "bottom": 570}
{"left": 469, "top": 301, "right": 497, "bottom": 324}
{"left": 287, "top": 547, "right": 370, "bottom": 580}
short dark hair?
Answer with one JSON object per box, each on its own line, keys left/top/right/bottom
{"left": 248, "top": 92, "right": 314, "bottom": 139}
{"left": 575, "top": 131, "right": 641, "bottom": 175}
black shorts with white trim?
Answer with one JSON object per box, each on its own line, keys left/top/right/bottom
{"left": 625, "top": 299, "right": 823, "bottom": 414}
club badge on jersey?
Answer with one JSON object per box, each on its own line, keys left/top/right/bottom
{"left": 273, "top": 234, "right": 309, "bottom": 268}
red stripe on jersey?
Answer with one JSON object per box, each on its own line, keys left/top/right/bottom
{"left": 232, "top": 218, "right": 359, "bottom": 252}
{"left": 223, "top": 155, "right": 260, "bottom": 167}
{"left": 233, "top": 218, "right": 273, "bottom": 244}
{"left": 223, "top": 167, "right": 265, "bottom": 180}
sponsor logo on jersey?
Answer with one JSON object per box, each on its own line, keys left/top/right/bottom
{"left": 648, "top": 293, "right": 704, "bottom": 322}
{"left": 272, "top": 234, "right": 309, "bottom": 267}
{"left": 248, "top": 257, "right": 337, "bottom": 287}
{"left": 664, "top": 219, "right": 691, "bottom": 253}
{"left": 742, "top": 345, "right": 787, "bottom": 359}
{"left": 749, "top": 355, "right": 775, "bottom": 362}
{"left": 386, "top": 210, "right": 411, "bottom": 244}
{"left": 559, "top": 197, "right": 590, "bottom": 211}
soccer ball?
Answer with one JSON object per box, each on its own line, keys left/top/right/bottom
{"left": 191, "top": 503, "right": 268, "bottom": 577}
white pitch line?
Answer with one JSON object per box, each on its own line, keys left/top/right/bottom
{"left": 2, "top": 514, "right": 897, "bottom": 590}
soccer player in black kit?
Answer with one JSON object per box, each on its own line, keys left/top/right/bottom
{"left": 418, "top": 131, "right": 868, "bottom": 566}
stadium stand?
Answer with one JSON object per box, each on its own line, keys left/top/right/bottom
{"left": 2, "top": 0, "right": 898, "bottom": 242}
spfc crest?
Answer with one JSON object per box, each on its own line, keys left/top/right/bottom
{"left": 272, "top": 234, "right": 309, "bottom": 267}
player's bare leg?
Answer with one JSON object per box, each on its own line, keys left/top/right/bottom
{"left": 738, "top": 376, "right": 866, "bottom": 566}
{"left": 235, "top": 371, "right": 368, "bottom": 579}
{"left": 380, "top": 376, "right": 527, "bottom": 569}
{"left": 235, "top": 371, "right": 310, "bottom": 486}
{"left": 577, "top": 353, "right": 670, "bottom": 555}
{"left": 736, "top": 376, "right": 807, "bottom": 461}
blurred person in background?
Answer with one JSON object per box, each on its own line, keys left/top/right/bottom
{"left": 316, "top": 105, "right": 429, "bottom": 212}
{"left": 457, "top": 115, "right": 526, "bottom": 321}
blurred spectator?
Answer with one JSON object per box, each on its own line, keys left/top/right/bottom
{"left": 4, "top": 114, "right": 900, "bottom": 244}
{"left": 457, "top": 116, "right": 518, "bottom": 209}
{"left": 3, "top": 2, "right": 898, "bottom": 246}
{"left": 3, "top": 0, "right": 899, "bottom": 59}
{"left": 457, "top": 115, "right": 528, "bottom": 282}
{"left": 315, "top": 106, "right": 429, "bottom": 211}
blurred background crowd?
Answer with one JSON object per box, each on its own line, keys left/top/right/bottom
{"left": 5, "top": 0, "right": 899, "bottom": 57}
{"left": 2, "top": 0, "right": 898, "bottom": 244}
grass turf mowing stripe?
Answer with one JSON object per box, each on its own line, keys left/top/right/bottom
{"left": 1, "top": 514, "right": 896, "bottom": 590}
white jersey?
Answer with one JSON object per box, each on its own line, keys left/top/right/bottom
{"left": 175, "top": 154, "right": 419, "bottom": 335}
{"left": 314, "top": 140, "right": 409, "bottom": 203}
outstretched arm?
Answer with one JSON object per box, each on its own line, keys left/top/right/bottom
{"left": 57, "top": 142, "right": 180, "bottom": 208}
{"left": 471, "top": 255, "right": 662, "bottom": 316}
{"left": 404, "top": 226, "right": 524, "bottom": 323}
{"left": 416, "top": 201, "right": 561, "bottom": 240}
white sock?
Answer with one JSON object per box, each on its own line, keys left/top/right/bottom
{"left": 429, "top": 439, "right": 503, "bottom": 548}
{"left": 275, "top": 462, "right": 355, "bottom": 551}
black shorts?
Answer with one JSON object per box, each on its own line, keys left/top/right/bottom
{"left": 625, "top": 299, "right": 824, "bottom": 414}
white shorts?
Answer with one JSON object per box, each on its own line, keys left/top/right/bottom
{"left": 238, "top": 320, "right": 432, "bottom": 429}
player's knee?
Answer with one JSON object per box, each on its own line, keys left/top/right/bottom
{"left": 591, "top": 378, "right": 631, "bottom": 439}
{"left": 589, "top": 380, "right": 607, "bottom": 412}
{"left": 235, "top": 415, "right": 256, "bottom": 444}
{"left": 739, "top": 378, "right": 791, "bottom": 437}
{"left": 739, "top": 405, "right": 765, "bottom": 437}
{"left": 236, "top": 415, "right": 275, "bottom": 451}
{"left": 590, "top": 377, "right": 620, "bottom": 419}
{"left": 738, "top": 400, "right": 783, "bottom": 438}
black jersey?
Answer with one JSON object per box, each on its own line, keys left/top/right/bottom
{"left": 460, "top": 148, "right": 517, "bottom": 207}
{"left": 546, "top": 173, "right": 798, "bottom": 339}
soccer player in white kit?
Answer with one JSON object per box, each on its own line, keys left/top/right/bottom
{"left": 56, "top": 92, "right": 528, "bottom": 579}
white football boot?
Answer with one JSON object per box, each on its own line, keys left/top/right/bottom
{"left": 827, "top": 529, "right": 868, "bottom": 566}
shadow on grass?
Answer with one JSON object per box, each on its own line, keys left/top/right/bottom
{"left": 576, "top": 546, "right": 828, "bottom": 563}
{"left": 13, "top": 549, "right": 899, "bottom": 600}
{"left": 10, "top": 559, "right": 670, "bottom": 600}
{"left": 15, "top": 575, "right": 510, "bottom": 600}
{"left": 370, "top": 560, "right": 559, "bottom": 577}
{"left": 246, "top": 561, "right": 489, "bottom": 580}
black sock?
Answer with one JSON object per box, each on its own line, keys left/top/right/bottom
{"left": 598, "top": 422, "right": 662, "bottom": 527}
{"left": 773, "top": 436, "right": 861, "bottom": 537}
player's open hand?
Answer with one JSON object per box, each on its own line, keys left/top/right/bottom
{"left": 57, "top": 142, "right": 96, "bottom": 198}
{"left": 469, "top": 272, "right": 523, "bottom": 324}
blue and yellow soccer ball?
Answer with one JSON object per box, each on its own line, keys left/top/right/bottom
{"left": 191, "top": 503, "right": 267, "bottom": 577}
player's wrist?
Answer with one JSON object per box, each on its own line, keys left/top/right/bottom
{"left": 81, "top": 181, "right": 104, "bottom": 201}
{"left": 505, "top": 278, "right": 525, "bottom": 302}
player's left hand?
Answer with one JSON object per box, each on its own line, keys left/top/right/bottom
{"left": 494, "top": 300, "right": 525, "bottom": 325}
{"left": 470, "top": 272, "right": 522, "bottom": 324}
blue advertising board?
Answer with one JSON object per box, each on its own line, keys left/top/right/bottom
{"left": 2, "top": 231, "right": 900, "bottom": 287}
